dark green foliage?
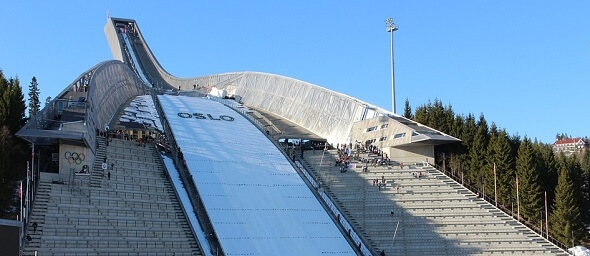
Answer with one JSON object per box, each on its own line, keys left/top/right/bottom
{"left": 403, "top": 98, "right": 413, "bottom": 119}
{"left": 412, "top": 98, "right": 588, "bottom": 245}
{"left": 485, "top": 129, "right": 515, "bottom": 206}
{"left": 461, "top": 114, "right": 477, "bottom": 152}
{"left": 556, "top": 133, "right": 571, "bottom": 141}
{"left": 28, "top": 76, "right": 40, "bottom": 118}
{"left": 581, "top": 149, "right": 590, "bottom": 223}
{"left": 468, "top": 114, "right": 489, "bottom": 189}
{"left": 0, "top": 69, "right": 28, "bottom": 217}
{"left": 413, "top": 99, "right": 454, "bottom": 135}
{"left": 535, "top": 142, "right": 558, "bottom": 206}
{"left": 0, "top": 72, "right": 27, "bottom": 135}
{"left": 550, "top": 159, "right": 583, "bottom": 245}
{"left": 516, "top": 137, "right": 543, "bottom": 224}
{"left": 0, "top": 126, "right": 14, "bottom": 212}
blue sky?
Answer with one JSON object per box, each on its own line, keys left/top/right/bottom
{"left": 1, "top": 1, "right": 589, "bottom": 144}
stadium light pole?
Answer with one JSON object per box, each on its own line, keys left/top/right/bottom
{"left": 385, "top": 18, "right": 398, "bottom": 113}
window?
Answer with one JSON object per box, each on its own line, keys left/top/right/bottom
{"left": 365, "top": 139, "right": 376, "bottom": 145}
{"left": 366, "top": 126, "right": 377, "bottom": 132}
{"left": 380, "top": 124, "right": 389, "bottom": 129}
{"left": 393, "top": 133, "right": 406, "bottom": 139}
{"left": 379, "top": 136, "right": 387, "bottom": 141}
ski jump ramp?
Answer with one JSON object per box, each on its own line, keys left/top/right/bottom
{"left": 158, "top": 95, "right": 355, "bottom": 255}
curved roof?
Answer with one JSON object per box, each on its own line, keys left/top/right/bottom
{"left": 105, "top": 17, "right": 458, "bottom": 145}
{"left": 17, "top": 60, "right": 147, "bottom": 151}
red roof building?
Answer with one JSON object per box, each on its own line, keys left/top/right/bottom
{"left": 552, "top": 137, "right": 587, "bottom": 156}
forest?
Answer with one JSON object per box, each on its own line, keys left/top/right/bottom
{"left": 0, "top": 69, "right": 33, "bottom": 219}
{"left": 404, "top": 98, "right": 590, "bottom": 247}
{"left": 0, "top": 66, "right": 588, "bottom": 247}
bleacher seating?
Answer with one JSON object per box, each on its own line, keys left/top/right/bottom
{"left": 301, "top": 149, "right": 568, "bottom": 255}
{"left": 22, "top": 137, "right": 203, "bottom": 256}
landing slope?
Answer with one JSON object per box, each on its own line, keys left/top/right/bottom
{"left": 158, "top": 95, "right": 354, "bottom": 255}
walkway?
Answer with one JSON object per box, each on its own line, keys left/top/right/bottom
{"left": 301, "top": 149, "right": 568, "bottom": 255}
{"left": 22, "top": 137, "right": 202, "bottom": 256}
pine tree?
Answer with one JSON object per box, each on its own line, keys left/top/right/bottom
{"left": 413, "top": 100, "right": 430, "bottom": 124}
{"left": 0, "top": 75, "right": 27, "bottom": 135}
{"left": 0, "top": 126, "right": 15, "bottom": 211}
{"left": 403, "top": 98, "right": 413, "bottom": 119}
{"left": 0, "top": 70, "right": 27, "bottom": 215}
{"left": 467, "top": 114, "right": 488, "bottom": 189}
{"left": 0, "top": 70, "right": 8, "bottom": 128}
{"left": 549, "top": 160, "right": 583, "bottom": 246}
{"left": 449, "top": 115, "right": 464, "bottom": 140}
{"left": 28, "top": 76, "right": 40, "bottom": 118}
{"left": 497, "top": 130, "right": 516, "bottom": 206}
{"left": 567, "top": 155, "right": 586, "bottom": 242}
{"left": 461, "top": 114, "right": 476, "bottom": 151}
{"left": 516, "top": 137, "right": 543, "bottom": 223}
{"left": 536, "top": 142, "right": 558, "bottom": 206}
{"left": 443, "top": 104, "right": 455, "bottom": 137}
{"left": 485, "top": 128, "right": 515, "bottom": 206}
{"left": 581, "top": 149, "right": 590, "bottom": 224}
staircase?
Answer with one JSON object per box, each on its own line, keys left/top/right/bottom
{"left": 22, "top": 137, "right": 203, "bottom": 256}
{"left": 300, "top": 149, "right": 568, "bottom": 256}
{"left": 90, "top": 136, "right": 108, "bottom": 188}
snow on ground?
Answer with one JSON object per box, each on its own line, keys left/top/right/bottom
{"left": 162, "top": 154, "right": 213, "bottom": 256}
{"left": 119, "top": 95, "right": 162, "bottom": 131}
{"left": 570, "top": 246, "right": 590, "bottom": 256}
{"left": 158, "top": 95, "right": 355, "bottom": 256}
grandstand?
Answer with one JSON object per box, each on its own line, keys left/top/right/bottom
{"left": 12, "top": 17, "right": 569, "bottom": 255}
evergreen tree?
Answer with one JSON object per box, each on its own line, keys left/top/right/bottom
{"left": 443, "top": 104, "right": 455, "bottom": 137}
{"left": 0, "top": 75, "right": 27, "bottom": 135}
{"left": 0, "top": 70, "right": 28, "bottom": 216}
{"left": 536, "top": 142, "right": 558, "bottom": 206}
{"left": 581, "top": 149, "right": 590, "bottom": 224}
{"left": 403, "top": 98, "right": 413, "bottom": 119}
{"left": 516, "top": 137, "right": 543, "bottom": 223}
{"left": 28, "top": 76, "right": 40, "bottom": 118}
{"left": 0, "top": 70, "right": 7, "bottom": 128}
{"left": 549, "top": 160, "right": 583, "bottom": 246}
{"left": 449, "top": 115, "right": 464, "bottom": 140}
{"left": 443, "top": 115, "right": 467, "bottom": 177}
{"left": 427, "top": 99, "right": 449, "bottom": 134}
{"left": 485, "top": 128, "right": 515, "bottom": 206}
{"left": 0, "top": 126, "right": 14, "bottom": 212}
{"left": 498, "top": 130, "right": 516, "bottom": 206}
{"left": 567, "top": 155, "right": 586, "bottom": 241}
{"left": 461, "top": 114, "right": 476, "bottom": 151}
{"left": 467, "top": 114, "right": 488, "bottom": 189}
{"left": 413, "top": 100, "right": 430, "bottom": 125}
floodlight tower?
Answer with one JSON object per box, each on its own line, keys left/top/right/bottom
{"left": 385, "top": 18, "right": 398, "bottom": 113}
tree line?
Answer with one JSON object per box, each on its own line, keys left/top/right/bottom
{"left": 404, "top": 98, "right": 590, "bottom": 246}
{"left": 1, "top": 66, "right": 588, "bottom": 246}
{"left": 0, "top": 69, "right": 40, "bottom": 218}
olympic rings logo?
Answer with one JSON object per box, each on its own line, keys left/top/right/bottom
{"left": 64, "top": 151, "right": 86, "bottom": 165}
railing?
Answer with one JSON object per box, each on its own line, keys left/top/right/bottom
{"left": 209, "top": 96, "right": 371, "bottom": 255}
{"left": 150, "top": 92, "right": 223, "bottom": 256}
{"left": 295, "top": 160, "right": 373, "bottom": 256}
{"left": 432, "top": 163, "right": 571, "bottom": 253}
